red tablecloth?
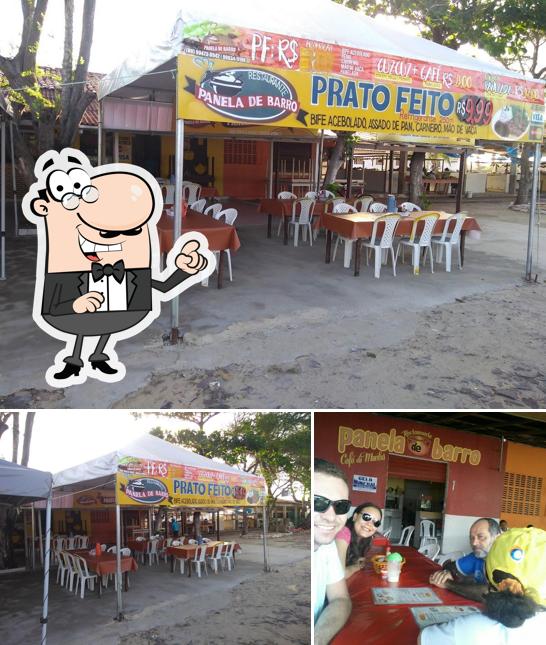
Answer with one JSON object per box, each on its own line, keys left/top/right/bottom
{"left": 258, "top": 198, "right": 332, "bottom": 218}
{"left": 332, "top": 546, "right": 482, "bottom": 645}
{"left": 77, "top": 552, "right": 138, "bottom": 576}
{"left": 157, "top": 210, "right": 241, "bottom": 255}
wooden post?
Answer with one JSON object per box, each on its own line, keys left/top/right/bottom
{"left": 455, "top": 149, "right": 467, "bottom": 213}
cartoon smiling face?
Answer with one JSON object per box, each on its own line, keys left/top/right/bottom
{"left": 31, "top": 168, "right": 156, "bottom": 273}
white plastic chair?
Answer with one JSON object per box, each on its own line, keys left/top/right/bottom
{"left": 107, "top": 546, "right": 117, "bottom": 554}
{"left": 278, "top": 191, "right": 297, "bottom": 199}
{"left": 192, "top": 545, "right": 208, "bottom": 578}
{"left": 208, "top": 208, "right": 237, "bottom": 283}
{"left": 214, "top": 207, "right": 238, "bottom": 225}
{"left": 100, "top": 544, "right": 107, "bottom": 552}
{"left": 67, "top": 537, "right": 76, "bottom": 550}
{"left": 64, "top": 552, "right": 78, "bottom": 592}
{"left": 436, "top": 550, "right": 464, "bottom": 566}
{"left": 395, "top": 526, "right": 415, "bottom": 547}
{"left": 332, "top": 203, "right": 358, "bottom": 268}
{"left": 80, "top": 536, "right": 89, "bottom": 549}
{"left": 382, "top": 527, "right": 392, "bottom": 539}
{"left": 207, "top": 544, "right": 223, "bottom": 574}
{"left": 204, "top": 203, "right": 222, "bottom": 218}
{"left": 222, "top": 542, "right": 235, "bottom": 571}
{"left": 369, "top": 202, "right": 388, "bottom": 213}
{"left": 418, "top": 543, "right": 440, "bottom": 561}
{"left": 399, "top": 201, "right": 422, "bottom": 212}
{"left": 56, "top": 550, "right": 68, "bottom": 586}
{"left": 361, "top": 213, "right": 401, "bottom": 278}
{"left": 190, "top": 198, "right": 207, "bottom": 213}
{"left": 395, "top": 212, "right": 440, "bottom": 275}
{"left": 164, "top": 538, "right": 173, "bottom": 563}
{"left": 135, "top": 536, "right": 145, "bottom": 542}
{"left": 354, "top": 196, "right": 374, "bottom": 212}
{"left": 304, "top": 190, "right": 319, "bottom": 199}
{"left": 188, "top": 539, "right": 198, "bottom": 545}
{"left": 146, "top": 539, "right": 159, "bottom": 566}
{"left": 431, "top": 213, "right": 466, "bottom": 272}
{"left": 288, "top": 199, "right": 315, "bottom": 247}
{"left": 163, "top": 184, "right": 175, "bottom": 205}
{"left": 73, "top": 556, "right": 97, "bottom": 599}
{"left": 420, "top": 519, "right": 436, "bottom": 540}
{"left": 182, "top": 181, "right": 201, "bottom": 204}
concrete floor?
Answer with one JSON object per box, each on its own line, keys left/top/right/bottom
{"left": 0, "top": 537, "right": 309, "bottom": 645}
{"left": 0, "top": 196, "right": 544, "bottom": 408}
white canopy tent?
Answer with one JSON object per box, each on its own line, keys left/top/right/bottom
{"left": 97, "top": 0, "right": 544, "bottom": 339}
{"left": 51, "top": 433, "right": 268, "bottom": 621}
{"left": 0, "top": 459, "right": 53, "bottom": 645}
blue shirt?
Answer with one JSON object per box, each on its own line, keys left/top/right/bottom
{"left": 172, "top": 520, "right": 180, "bottom": 531}
{"left": 455, "top": 552, "right": 486, "bottom": 583}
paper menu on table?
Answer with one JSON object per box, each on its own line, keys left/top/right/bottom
{"left": 372, "top": 587, "right": 442, "bottom": 605}
{"left": 410, "top": 605, "right": 481, "bottom": 628}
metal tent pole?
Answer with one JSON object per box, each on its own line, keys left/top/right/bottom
{"left": 97, "top": 100, "right": 103, "bottom": 164}
{"left": 114, "top": 504, "right": 123, "bottom": 621}
{"left": 1, "top": 118, "right": 6, "bottom": 280}
{"left": 9, "top": 120, "right": 18, "bottom": 237}
{"left": 455, "top": 149, "right": 466, "bottom": 213}
{"left": 37, "top": 506, "right": 44, "bottom": 566}
{"left": 262, "top": 499, "right": 270, "bottom": 573}
{"left": 525, "top": 142, "right": 541, "bottom": 281}
{"left": 268, "top": 140, "right": 274, "bottom": 198}
{"left": 316, "top": 130, "right": 324, "bottom": 192}
{"left": 40, "top": 494, "right": 52, "bottom": 645}
{"left": 31, "top": 504, "right": 36, "bottom": 569}
{"left": 170, "top": 76, "right": 185, "bottom": 343}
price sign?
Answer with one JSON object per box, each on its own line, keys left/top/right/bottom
{"left": 456, "top": 95, "right": 493, "bottom": 126}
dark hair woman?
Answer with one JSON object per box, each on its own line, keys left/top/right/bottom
{"left": 335, "top": 502, "right": 383, "bottom": 579}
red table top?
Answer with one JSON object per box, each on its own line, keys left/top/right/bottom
{"left": 76, "top": 551, "right": 138, "bottom": 576}
{"left": 320, "top": 211, "right": 481, "bottom": 240}
{"left": 157, "top": 209, "right": 241, "bottom": 254}
{"left": 332, "top": 546, "right": 482, "bottom": 645}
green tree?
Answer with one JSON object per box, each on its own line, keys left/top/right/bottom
{"left": 149, "top": 412, "right": 311, "bottom": 533}
{"left": 334, "top": 0, "right": 545, "bottom": 204}
{"left": 0, "top": 0, "right": 96, "bottom": 187}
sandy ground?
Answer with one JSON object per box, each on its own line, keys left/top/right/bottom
{"left": 0, "top": 532, "right": 310, "bottom": 645}
{"left": 1, "top": 196, "right": 546, "bottom": 409}
{"left": 114, "top": 281, "right": 546, "bottom": 409}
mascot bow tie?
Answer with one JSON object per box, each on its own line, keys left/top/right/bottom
{"left": 91, "top": 260, "right": 126, "bottom": 284}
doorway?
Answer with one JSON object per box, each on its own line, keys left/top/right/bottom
{"left": 385, "top": 455, "right": 447, "bottom": 547}
{"left": 132, "top": 134, "right": 161, "bottom": 177}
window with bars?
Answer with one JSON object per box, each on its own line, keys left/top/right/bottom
{"left": 502, "top": 472, "right": 543, "bottom": 516}
{"left": 224, "top": 140, "right": 257, "bottom": 165}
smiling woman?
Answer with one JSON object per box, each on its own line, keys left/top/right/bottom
{"left": 335, "top": 502, "right": 383, "bottom": 580}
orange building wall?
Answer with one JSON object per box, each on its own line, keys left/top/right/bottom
{"left": 501, "top": 441, "right": 546, "bottom": 530}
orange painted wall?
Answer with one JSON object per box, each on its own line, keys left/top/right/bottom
{"left": 501, "top": 441, "right": 546, "bottom": 530}
{"left": 223, "top": 140, "right": 269, "bottom": 199}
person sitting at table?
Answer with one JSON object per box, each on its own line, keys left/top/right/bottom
{"left": 499, "top": 519, "right": 509, "bottom": 532}
{"left": 335, "top": 502, "right": 383, "bottom": 579}
{"left": 419, "top": 527, "right": 546, "bottom": 644}
{"left": 313, "top": 458, "right": 352, "bottom": 645}
{"left": 429, "top": 518, "right": 500, "bottom": 602}
{"left": 442, "top": 166, "right": 452, "bottom": 179}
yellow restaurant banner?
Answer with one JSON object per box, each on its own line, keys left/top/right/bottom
{"left": 115, "top": 456, "right": 265, "bottom": 508}
{"left": 176, "top": 22, "right": 544, "bottom": 143}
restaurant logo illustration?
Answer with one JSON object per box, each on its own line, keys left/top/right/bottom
{"left": 185, "top": 64, "right": 308, "bottom": 124}
{"left": 75, "top": 491, "right": 116, "bottom": 507}
{"left": 121, "top": 477, "right": 170, "bottom": 504}
{"left": 338, "top": 425, "right": 482, "bottom": 466}
{"left": 22, "top": 148, "right": 216, "bottom": 388}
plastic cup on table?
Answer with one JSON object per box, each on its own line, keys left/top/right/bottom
{"left": 387, "top": 559, "right": 401, "bottom": 582}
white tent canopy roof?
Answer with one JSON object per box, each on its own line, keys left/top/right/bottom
{"left": 0, "top": 459, "right": 52, "bottom": 505}
{"left": 99, "top": 0, "right": 533, "bottom": 100}
{"left": 53, "top": 433, "right": 263, "bottom": 490}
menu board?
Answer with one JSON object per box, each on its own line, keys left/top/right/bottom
{"left": 372, "top": 587, "right": 442, "bottom": 605}
{"left": 411, "top": 605, "right": 481, "bottom": 628}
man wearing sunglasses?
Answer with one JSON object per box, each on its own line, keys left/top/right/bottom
{"left": 314, "top": 458, "right": 352, "bottom": 644}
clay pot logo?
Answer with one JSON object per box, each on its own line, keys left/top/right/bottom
{"left": 187, "top": 68, "right": 305, "bottom": 125}
{"left": 122, "top": 478, "right": 169, "bottom": 504}
{"left": 407, "top": 432, "right": 432, "bottom": 456}
{"left": 233, "top": 485, "right": 247, "bottom": 500}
